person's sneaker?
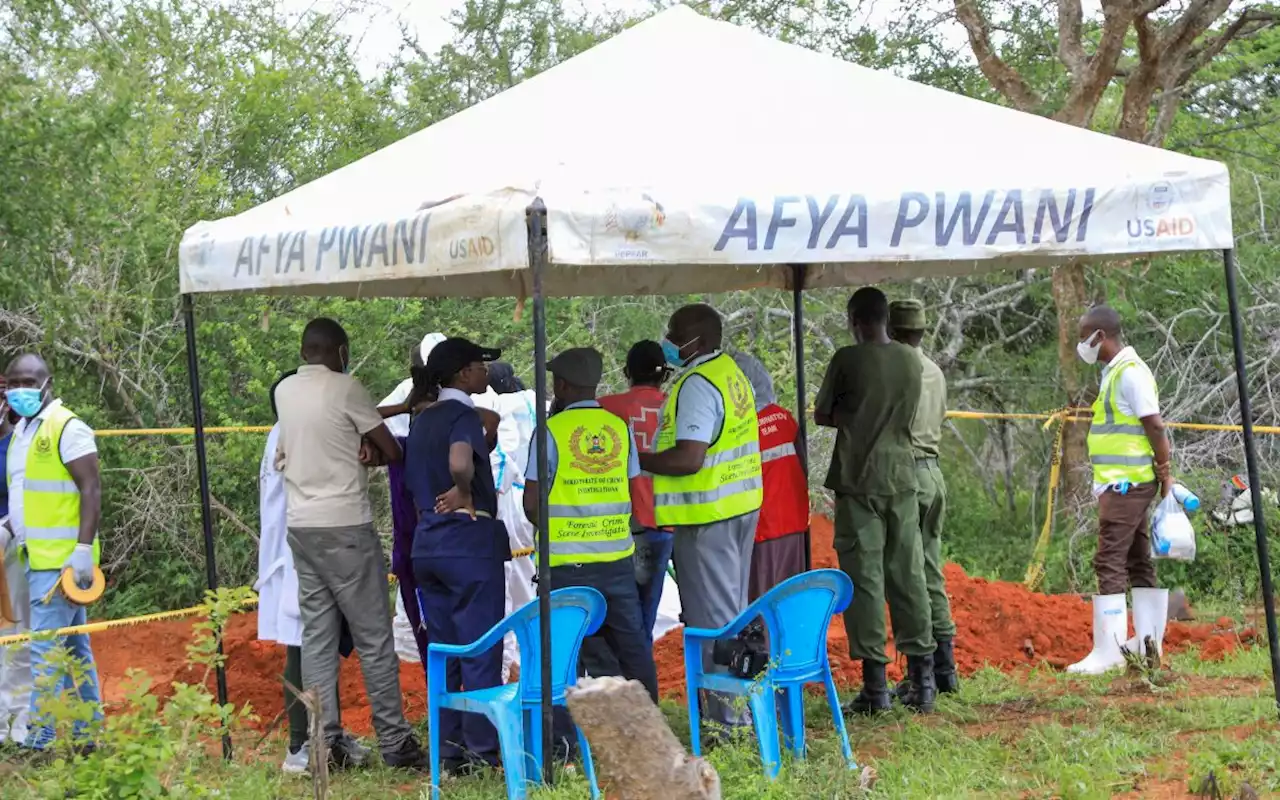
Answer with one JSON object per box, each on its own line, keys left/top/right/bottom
{"left": 382, "top": 735, "right": 429, "bottom": 771}
{"left": 282, "top": 743, "right": 310, "bottom": 775}
{"left": 326, "top": 738, "right": 359, "bottom": 771}
{"left": 338, "top": 734, "right": 370, "bottom": 767}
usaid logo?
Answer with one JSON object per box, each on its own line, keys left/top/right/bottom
{"left": 1146, "top": 182, "right": 1175, "bottom": 213}
{"left": 1127, "top": 181, "right": 1194, "bottom": 240}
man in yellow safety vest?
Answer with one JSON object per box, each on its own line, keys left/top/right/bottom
{"left": 1069, "top": 305, "right": 1175, "bottom": 674}
{"left": 523, "top": 347, "right": 658, "bottom": 702}
{"left": 640, "top": 304, "right": 763, "bottom": 737}
{"left": 2, "top": 354, "right": 103, "bottom": 752}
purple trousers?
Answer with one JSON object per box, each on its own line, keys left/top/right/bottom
{"left": 389, "top": 439, "right": 430, "bottom": 666}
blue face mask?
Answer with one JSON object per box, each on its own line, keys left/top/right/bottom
{"left": 342, "top": 345, "right": 352, "bottom": 374}
{"left": 661, "top": 338, "right": 687, "bottom": 368}
{"left": 6, "top": 380, "right": 48, "bottom": 418}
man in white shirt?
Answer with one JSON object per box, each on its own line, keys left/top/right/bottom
{"left": 1068, "top": 305, "right": 1175, "bottom": 675}
{"left": 2, "top": 354, "right": 103, "bottom": 752}
{"left": 274, "top": 319, "right": 427, "bottom": 770}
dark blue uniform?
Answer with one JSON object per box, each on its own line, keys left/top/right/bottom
{"left": 406, "top": 396, "right": 509, "bottom": 765}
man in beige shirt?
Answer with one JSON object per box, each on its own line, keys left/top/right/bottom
{"left": 275, "top": 317, "right": 427, "bottom": 771}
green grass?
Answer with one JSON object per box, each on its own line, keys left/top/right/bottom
{"left": 7, "top": 646, "right": 1279, "bottom": 798}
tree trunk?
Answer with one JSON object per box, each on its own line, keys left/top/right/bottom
{"left": 1052, "top": 262, "right": 1093, "bottom": 504}
{"left": 566, "top": 676, "right": 721, "bottom": 800}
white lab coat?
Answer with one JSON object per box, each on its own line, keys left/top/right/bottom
{"left": 474, "top": 389, "right": 542, "bottom": 678}
{"left": 653, "top": 572, "right": 683, "bottom": 643}
{"left": 0, "top": 520, "right": 31, "bottom": 744}
{"left": 255, "top": 425, "right": 303, "bottom": 647}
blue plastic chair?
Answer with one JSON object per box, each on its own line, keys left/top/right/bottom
{"left": 427, "top": 587, "right": 606, "bottom": 800}
{"left": 683, "top": 568, "right": 856, "bottom": 779}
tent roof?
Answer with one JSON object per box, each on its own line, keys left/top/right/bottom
{"left": 179, "top": 5, "right": 1232, "bottom": 298}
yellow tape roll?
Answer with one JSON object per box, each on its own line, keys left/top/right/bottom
{"left": 60, "top": 567, "right": 106, "bottom": 605}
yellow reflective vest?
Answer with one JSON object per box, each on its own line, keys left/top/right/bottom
{"left": 1088, "top": 358, "right": 1157, "bottom": 485}
{"left": 22, "top": 403, "right": 100, "bottom": 571}
{"left": 546, "top": 407, "right": 634, "bottom": 567}
{"left": 653, "top": 354, "right": 763, "bottom": 526}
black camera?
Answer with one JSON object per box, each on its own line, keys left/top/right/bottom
{"left": 711, "top": 618, "right": 770, "bottom": 679}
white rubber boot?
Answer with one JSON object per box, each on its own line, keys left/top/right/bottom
{"left": 1067, "top": 594, "right": 1128, "bottom": 675}
{"left": 1130, "top": 587, "right": 1170, "bottom": 660}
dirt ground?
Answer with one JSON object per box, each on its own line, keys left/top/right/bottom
{"left": 90, "top": 515, "right": 1253, "bottom": 737}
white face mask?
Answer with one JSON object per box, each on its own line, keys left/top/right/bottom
{"left": 1076, "top": 330, "right": 1103, "bottom": 365}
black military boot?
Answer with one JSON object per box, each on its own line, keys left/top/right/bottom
{"left": 934, "top": 637, "right": 960, "bottom": 694}
{"left": 901, "top": 653, "right": 937, "bottom": 714}
{"left": 842, "top": 660, "right": 892, "bottom": 716}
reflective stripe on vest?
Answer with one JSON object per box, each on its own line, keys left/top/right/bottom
{"left": 653, "top": 354, "right": 764, "bottom": 526}
{"left": 761, "top": 442, "right": 797, "bottom": 463}
{"left": 23, "top": 403, "right": 101, "bottom": 571}
{"left": 546, "top": 408, "right": 634, "bottom": 567}
{"left": 1087, "top": 360, "right": 1157, "bottom": 485}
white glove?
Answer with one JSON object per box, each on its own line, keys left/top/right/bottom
{"left": 64, "top": 543, "right": 95, "bottom": 588}
{"left": 0, "top": 518, "right": 11, "bottom": 554}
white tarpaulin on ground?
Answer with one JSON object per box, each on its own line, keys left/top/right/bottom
{"left": 178, "top": 5, "right": 1233, "bottom": 298}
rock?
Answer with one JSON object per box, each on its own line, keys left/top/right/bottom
{"left": 859, "top": 766, "right": 878, "bottom": 791}
{"left": 566, "top": 676, "right": 721, "bottom": 800}
{"left": 1168, "top": 588, "right": 1195, "bottom": 621}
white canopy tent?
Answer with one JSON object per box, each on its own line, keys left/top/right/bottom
{"left": 177, "top": 4, "right": 1278, "bottom": 767}
{"left": 179, "top": 5, "right": 1232, "bottom": 298}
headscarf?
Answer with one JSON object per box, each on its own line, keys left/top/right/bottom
{"left": 487, "top": 362, "right": 525, "bottom": 394}
{"left": 731, "top": 351, "right": 775, "bottom": 412}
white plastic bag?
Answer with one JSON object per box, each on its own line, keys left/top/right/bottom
{"left": 1152, "top": 492, "right": 1197, "bottom": 561}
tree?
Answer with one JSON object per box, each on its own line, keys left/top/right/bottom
{"left": 951, "top": 0, "right": 1279, "bottom": 499}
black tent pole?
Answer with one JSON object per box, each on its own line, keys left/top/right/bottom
{"left": 790, "top": 264, "right": 811, "bottom": 571}
{"left": 181, "top": 293, "right": 233, "bottom": 759}
{"left": 527, "top": 199, "right": 555, "bottom": 780}
{"left": 1222, "top": 248, "right": 1280, "bottom": 712}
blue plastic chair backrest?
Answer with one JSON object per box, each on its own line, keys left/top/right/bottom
{"left": 755, "top": 569, "right": 853, "bottom": 675}
{"left": 508, "top": 587, "right": 607, "bottom": 704}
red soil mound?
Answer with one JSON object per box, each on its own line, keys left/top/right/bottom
{"left": 91, "top": 515, "right": 1247, "bottom": 736}
{"left": 653, "top": 516, "right": 1239, "bottom": 699}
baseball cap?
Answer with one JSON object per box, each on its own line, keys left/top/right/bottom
{"left": 547, "top": 348, "right": 604, "bottom": 388}
{"left": 426, "top": 338, "right": 501, "bottom": 380}
{"left": 625, "top": 340, "right": 667, "bottom": 381}
{"left": 889, "top": 298, "right": 927, "bottom": 331}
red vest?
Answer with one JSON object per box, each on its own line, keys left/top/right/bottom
{"left": 598, "top": 386, "right": 666, "bottom": 530}
{"left": 756, "top": 404, "right": 809, "bottom": 542}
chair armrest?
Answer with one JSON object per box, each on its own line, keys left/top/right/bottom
{"left": 428, "top": 642, "right": 480, "bottom": 659}
{"left": 684, "top": 623, "right": 739, "bottom": 643}
{"left": 427, "top": 617, "right": 511, "bottom": 660}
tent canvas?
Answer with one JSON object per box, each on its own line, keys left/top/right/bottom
{"left": 178, "top": 5, "right": 1232, "bottom": 299}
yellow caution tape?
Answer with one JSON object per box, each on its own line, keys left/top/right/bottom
{"left": 1023, "top": 409, "right": 1073, "bottom": 591}
{"left": 0, "top": 547, "right": 538, "bottom": 645}
{"left": 14, "top": 402, "right": 1276, "bottom": 645}
{"left": 92, "top": 414, "right": 1280, "bottom": 437}
{"left": 96, "top": 426, "right": 273, "bottom": 438}
{"left": 0, "top": 599, "right": 258, "bottom": 646}
{"left": 62, "top": 567, "right": 107, "bottom": 605}
{"left": 41, "top": 567, "right": 106, "bottom": 606}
